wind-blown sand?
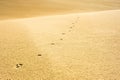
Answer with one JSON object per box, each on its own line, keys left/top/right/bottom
{"left": 0, "top": 0, "right": 120, "bottom": 19}
{"left": 0, "top": 10, "right": 120, "bottom": 80}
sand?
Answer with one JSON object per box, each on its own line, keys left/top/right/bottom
{"left": 0, "top": 10, "right": 120, "bottom": 80}
{"left": 0, "top": 0, "right": 120, "bottom": 19}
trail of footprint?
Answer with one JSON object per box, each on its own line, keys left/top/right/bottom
{"left": 59, "top": 17, "right": 79, "bottom": 41}
{"left": 50, "top": 16, "right": 80, "bottom": 46}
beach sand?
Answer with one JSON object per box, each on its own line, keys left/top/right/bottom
{"left": 0, "top": 10, "right": 120, "bottom": 80}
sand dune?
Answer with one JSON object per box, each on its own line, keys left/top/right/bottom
{"left": 0, "top": 0, "right": 120, "bottom": 19}
{"left": 0, "top": 10, "right": 120, "bottom": 80}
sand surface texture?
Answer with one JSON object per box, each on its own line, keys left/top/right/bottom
{"left": 0, "top": 10, "right": 120, "bottom": 80}
{"left": 0, "top": 0, "right": 120, "bottom": 19}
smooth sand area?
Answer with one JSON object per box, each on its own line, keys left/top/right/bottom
{"left": 0, "top": 0, "right": 120, "bottom": 19}
{"left": 0, "top": 10, "right": 120, "bottom": 80}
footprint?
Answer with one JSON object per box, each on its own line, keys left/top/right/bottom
{"left": 16, "top": 64, "right": 23, "bottom": 68}
{"left": 62, "top": 33, "right": 66, "bottom": 35}
{"left": 68, "top": 30, "right": 71, "bottom": 32}
{"left": 38, "top": 54, "right": 42, "bottom": 56}
{"left": 70, "top": 27, "right": 73, "bottom": 29}
{"left": 60, "top": 38, "right": 63, "bottom": 40}
{"left": 72, "top": 23, "right": 74, "bottom": 24}
{"left": 50, "top": 43, "right": 55, "bottom": 45}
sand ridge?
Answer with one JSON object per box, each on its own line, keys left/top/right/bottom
{"left": 0, "top": 0, "right": 120, "bottom": 19}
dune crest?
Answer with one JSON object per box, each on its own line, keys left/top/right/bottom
{"left": 0, "top": 0, "right": 120, "bottom": 19}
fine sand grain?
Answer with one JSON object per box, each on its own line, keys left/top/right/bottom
{"left": 0, "top": 0, "right": 120, "bottom": 19}
{"left": 0, "top": 10, "right": 120, "bottom": 80}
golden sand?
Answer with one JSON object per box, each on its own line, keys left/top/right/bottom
{"left": 0, "top": 0, "right": 120, "bottom": 19}
{"left": 0, "top": 10, "right": 120, "bottom": 80}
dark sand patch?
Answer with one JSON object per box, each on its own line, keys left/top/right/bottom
{"left": 60, "top": 38, "right": 63, "bottom": 40}
{"left": 51, "top": 43, "right": 55, "bottom": 45}
{"left": 16, "top": 64, "right": 23, "bottom": 68}
{"left": 62, "top": 33, "right": 66, "bottom": 35}
{"left": 38, "top": 54, "right": 42, "bottom": 56}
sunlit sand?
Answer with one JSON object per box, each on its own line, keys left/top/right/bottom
{"left": 0, "top": 0, "right": 120, "bottom": 80}
{"left": 0, "top": 0, "right": 120, "bottom": 19}
{"left": 0, "top": 10, "right": 120, "bottom": 80}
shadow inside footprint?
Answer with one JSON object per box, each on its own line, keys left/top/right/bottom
{"left": 72, "top": 23, "right": 75, "bottom": 24}
{"left": 62, "top": 33, "right": 66, "bottom": 35}
{"left": 68, "top": 30, "right": 71, "bottom": 32}
{"left": 16, "top": 64, "right": 23, "bottom": 68}
{"left": 51, "top": 43, "right": 55, "bottom": 45}
{"left": 38, "top": 54, "right": 42, "bottom": 56}
{"left": 60, "top": 38, "right": 63, "bottom": 40}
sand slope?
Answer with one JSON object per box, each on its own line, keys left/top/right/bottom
{"left": 0, "top": 10, "right": 120, "bottom": 80}
{"left": 0, "top": 0, "right": 120, "bottom": 19}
